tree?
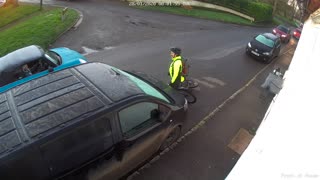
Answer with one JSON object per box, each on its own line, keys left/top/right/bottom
{"left": 273, "top": 0, "right": 279, "bottom": 15}
{"left": 6, "top": 0, "right": 18, "bottom": 7}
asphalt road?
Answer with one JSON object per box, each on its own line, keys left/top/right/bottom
{"left": 21, "top": 0, "right": 295, "bottom": 178}
{"left": 38, "top": 0, "right": 283, "bottom": 131}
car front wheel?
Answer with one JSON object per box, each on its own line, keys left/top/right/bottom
{"left": 159, "top": 126, "right": 181, "bottom": 151}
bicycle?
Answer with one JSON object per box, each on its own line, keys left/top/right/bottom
{"left": 175, "top": 59, "right": 198, "bottom": 104}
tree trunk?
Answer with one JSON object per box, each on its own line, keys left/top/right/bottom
{"left": 273, "top": 0, "right": 279, "bottom": 15}
{"left": 40, "top": 0, "right": 43, "bottom": 10}
{"left": 6, "top": 0, "right": 19, "bottom": 7}
{"left": 292, "top": 0, "right": 297, "bottom": 20}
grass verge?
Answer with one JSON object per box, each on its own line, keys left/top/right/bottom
{"left": 0, "top": 8, "right": 79, "bottom": 57}
{"left": 274, "top": 15, "right": 298, "bottom": 27}
{"left": 0, "top": 4, "right": 40, "bottom": 28}
{"left": 135, "top": 5, "right": 254, "bottom": 25}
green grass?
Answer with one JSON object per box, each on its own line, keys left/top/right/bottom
{"left": 0, "top": 8, "right": 79, "bottom": 57}
{"left": 136, "top": 6, "right": 254, "bottom": 25}
{"left": 0, "top": 4, "right": 40, "bottom": 28}
{"left": 272, "top": 17, "right": 283, "bottom": 25}
{"left": 274, "top": 15, "right": 297, "bottom": 27}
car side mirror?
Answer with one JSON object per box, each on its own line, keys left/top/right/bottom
{"left": 150, "top": 109, "right": 160, "bottom": 119}
{"left": 48, "top": 66, "right": 54, "bottom": 73}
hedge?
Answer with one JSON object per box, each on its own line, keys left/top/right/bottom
{"left": 201, "top": 0, "right": 273, "bottom": 22}
{"left": 246, "top": 2, "right": 273, "bottom": 22}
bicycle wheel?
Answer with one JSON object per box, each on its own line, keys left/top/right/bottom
{"left": 178, "top": 90, "right": 197, "bottom": 104}
{"left": 186, "top": 79, "right": 198, "bottom": 88}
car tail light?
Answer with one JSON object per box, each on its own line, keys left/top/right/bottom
{"left": 294, "top": 32, "right": 297, "bottom": 35}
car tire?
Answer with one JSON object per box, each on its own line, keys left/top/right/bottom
{"left": 159, "top": 126, "right": 181, "bottom": 151}
{"left": 266, "top": 58, "right": 272, "bottom": 64}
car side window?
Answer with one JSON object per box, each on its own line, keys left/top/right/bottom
{"left": 118, "top": 102, "right": 159, "bottom": 137}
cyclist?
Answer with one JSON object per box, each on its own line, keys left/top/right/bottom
{"left": 168, "top": 47, "right": 185, "bottom": 89}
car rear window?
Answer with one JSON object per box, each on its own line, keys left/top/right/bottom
{"left": 278, "top": 25, "right": 289, "bottom": 33}
{"left": 255, "top": 35, "right": 275, "bottom": 48}
{"left": 117, "top": 70, "right": 170, "bottom": 103}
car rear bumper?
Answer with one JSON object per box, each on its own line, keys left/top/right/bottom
{"left": 293, "top": 34, "right": 300, "bottom": 39}
{"left": 272, "top": 32, "right": 289, "bottom": 42}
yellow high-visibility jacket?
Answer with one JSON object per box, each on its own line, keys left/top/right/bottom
{"left": 169, "top": 56, "right": 185, "bottom": 83}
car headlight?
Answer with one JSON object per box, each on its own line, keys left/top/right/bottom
{"left": 281, "top": 34, "right": 286, "bottom": 37}
{"left": 79, "top": 59, "right": 87, "bottom": 64}
{"left": 263, "top": 52, "right": 271, "bottom": 56}
{"left": 248, "top": 42, "right": 252, "bottom": 48}
{"left": 273, "top": 29, "right": 276, "bottom": 33}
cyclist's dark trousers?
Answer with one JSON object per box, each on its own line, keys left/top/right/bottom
{"left": 170, "top": 80, "right": 180, "bottom": 89}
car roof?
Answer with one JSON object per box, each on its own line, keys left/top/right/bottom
{"left": 0, "top": 63, "right": 145, "bottom": 157}
{"left": 261, "top": 33, "right": 278, "bottom": 41}
{"left": 0, "top": 45, "right": 44, "bottom": 73}
{"left": 277, "top": 25, "right": 289, "bottom": 29}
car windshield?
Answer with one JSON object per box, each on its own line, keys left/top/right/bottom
{"left": 45, "top": 51, "right": 61, "bottom": 65}
{"left": 116, "top": 69, "right": 170, "bottom": 103}
{"left": 277, "top": 25, "right": 289, "bottom": 33}
{"left": 255, "top": 35, "right": 275, "bottom": 48}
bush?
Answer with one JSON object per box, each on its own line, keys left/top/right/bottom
{"left": 246, "top": 2, "right": 273, "bottom": 22}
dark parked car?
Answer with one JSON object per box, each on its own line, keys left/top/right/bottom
{"left": 0, "top": 45, "right": 87, "bottom": 93}
{"left": 293, "top": 28, "right": 302, "bottom": 40}
{"left": 246, "top": 33, "right": 281, "bottom": 63}
{"left": 272, "top": 25, "right": 291, "bottom": 43}
{"left": 0, "top": 62, "right": 187, "bottom": 180}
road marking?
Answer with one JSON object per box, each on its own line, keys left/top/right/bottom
{"left": 82, "top": 46, "right": 115, "bottom": 56}
{"left": 193, "top": 86, "right": 201, "bottom": 91}
{"left": 194, "top": 79, "right": 216, "bottom": 88}
{"left": 82, "top": 46, "right": 99, "bottom": 56}
{"left": 197, "top": 45, "right": 245, "bottom": 61}
{"left": 202, "top": 77, "right": 226, "bottom": 86}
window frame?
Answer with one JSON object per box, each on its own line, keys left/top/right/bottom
{"left": 115, "top": 99, "right": 171, "bottom": 139}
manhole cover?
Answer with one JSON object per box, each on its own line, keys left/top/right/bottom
{"left": 228, "top": 128, "right": 253, "bottom": 155}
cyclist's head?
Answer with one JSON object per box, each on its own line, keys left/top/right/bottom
{"left": 170, "top": 47, "right": 181, "bottom": 57}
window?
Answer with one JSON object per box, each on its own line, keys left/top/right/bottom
{"left": 116, "top": 70, "right": 170, "bottom": 103}
{"left": 278, "top": 25, "right": 289, "bottom": 33}
{"left": 45, "top": 51, "right": 61, "bottom": 65}
{"left": 119, "top": 102, "right": 159, "bottom": 137}
{"left": 255, "top": 35, "right": 275, "bottom": 48}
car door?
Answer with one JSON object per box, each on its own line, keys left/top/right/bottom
{"left": 275, "top": 39, "right": 281, "bottom": 56}
{"left": 114, "top": 100, "right": 172, "bottom": 177}
{"left": 39, "top": 115, "right": 114, "bottom": 178}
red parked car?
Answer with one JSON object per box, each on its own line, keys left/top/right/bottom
{"left": 272, "top": 25, "right": 291, "bottom": 43}
{"left": 293, "top": 28, "right": 302, "bottom": 40}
